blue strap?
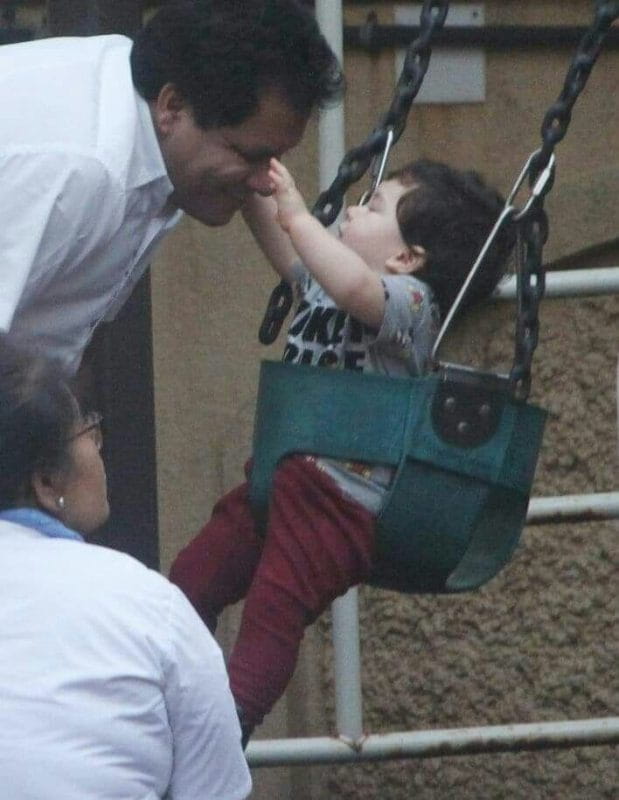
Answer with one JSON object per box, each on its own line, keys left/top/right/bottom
{"left": 0, "top": 508, "right": 83, "bottom": 542}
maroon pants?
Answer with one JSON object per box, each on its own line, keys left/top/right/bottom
{"left": 169, "top": 455, "right": 375, "bottom": 728}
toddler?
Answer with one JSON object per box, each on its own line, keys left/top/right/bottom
{"left": 170, "top": 157, "right": 515, "bottom": 743}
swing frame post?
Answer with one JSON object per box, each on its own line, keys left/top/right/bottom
{"left": 316, "top": 0, "right": 364, "bottom": 744}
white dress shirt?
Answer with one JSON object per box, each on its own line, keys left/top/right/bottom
{"left": 0, "top": 521, "right": 252, "bottom": 800}
{"left": 0, "top": 34, "right": 182, "bottom": 374}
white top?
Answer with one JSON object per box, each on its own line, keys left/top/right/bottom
{"left": 0, "top": 34, "right": 183, "bottom": 374}
{"left": 0, "top": 521, "right": 252, "bottom": 800}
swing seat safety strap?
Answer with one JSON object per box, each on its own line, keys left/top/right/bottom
{"left": 249, "top": 360, "right": 546, "bottom": 594}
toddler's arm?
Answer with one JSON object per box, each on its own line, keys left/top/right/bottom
{"left": 242, "top": 191, "right": 300, "bottom": 283}
{"left": 269, "top": 158, "right": 386, "bottom": 329}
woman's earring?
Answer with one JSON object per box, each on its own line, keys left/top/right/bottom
{"left": 57, "top": 496, "right": 65, "bottom": 510}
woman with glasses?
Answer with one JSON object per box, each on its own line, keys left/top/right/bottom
{"left": 0, "top": 335, "right": 251, "bottom": 800}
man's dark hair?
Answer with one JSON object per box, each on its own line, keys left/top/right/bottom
{"left": 131, "top": 0, "right": 344, "bottom": 129}
{"left": 391, "top": 159, "right": 516, "bottom": 318}
{"left": 0, "top": 336, "right": 76, "bottom": 509}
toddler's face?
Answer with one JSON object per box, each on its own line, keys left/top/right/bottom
{"left": 338, "top": 179, "right": 411, "bottom": 271}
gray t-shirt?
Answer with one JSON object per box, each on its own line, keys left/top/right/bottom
{"left": 284, "top": 264, "right": 440, "bottom": 512}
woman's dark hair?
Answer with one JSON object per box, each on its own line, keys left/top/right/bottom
{"left": 392, "top": 159, "right": 516, "bottom": 318}
{"left": 0, "top": 337, "right": 76, "bottom": 510}
{"left": 131, "top": 0, "right": 344, "bottom": 129}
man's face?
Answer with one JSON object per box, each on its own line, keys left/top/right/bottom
{"left": 154, "top": 86, "right": 308, "bottom": 226}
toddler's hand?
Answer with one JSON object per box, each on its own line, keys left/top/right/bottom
{"left": 268, "top": 158, "right": 308, "bottom": 232}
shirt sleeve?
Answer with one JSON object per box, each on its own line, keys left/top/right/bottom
{"left": 163, "top": 585, "right": 252, "bottom": 800}
{"left": 0, "top": 149, "right": 123, "bottom": 331}
{"left": 374, "top": 274, "right": 440, "bottom": 375}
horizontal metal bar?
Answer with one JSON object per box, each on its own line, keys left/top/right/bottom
{"left": 527, "top": 492, "right": 619, "bottom": 525}
{"left": 493, "top": 267, "right": 619, "bottom": 300}
{"left": 247, "top": 717, "right": 619, "bottom": 767}
{"left": 344, "top": 24, "right": 619, "bottom": 51}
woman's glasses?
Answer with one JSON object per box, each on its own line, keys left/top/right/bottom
{"left": 67, "top": 411, "right": 104, "bottom": 451}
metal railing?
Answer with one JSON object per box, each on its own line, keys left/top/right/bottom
{"left": 248, "top": 718, "right": 619, "bottom": 768}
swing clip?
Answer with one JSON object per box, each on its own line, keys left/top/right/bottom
{"left": 358, "top": 127, "right": 395, "bottom": 206}
{"left": 431, "top": 150, "right": 556, "bottom": 366}
{"left": 510, "top": 150, "right": 556, "bottom": 222}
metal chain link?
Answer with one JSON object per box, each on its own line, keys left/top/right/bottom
{"left": 510, "top": 208, "right": 548, "bottom": 399}
{"left": 510, "top": 0, "right": 619, "bottom": 399}
{"left": 312, "top": 0, "right": 449, "bottom": 227}
{"left": 259, "top": 0, "right": 450, "bottom": 345}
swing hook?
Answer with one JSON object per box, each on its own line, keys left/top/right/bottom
{"left": 431, "top": 204, "right": 517, "bottom": 365}
{"left": 358, "top": 127, "right": 395, "bottom": 206}
{"left": 510, "top": 150, "right": 556, "bottom": 222}
{"left": 431, "top": 149, "right": 555, "bottom": 373}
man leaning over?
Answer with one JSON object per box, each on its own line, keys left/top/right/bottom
{"left": 0, "top": 0, "right": 343, "bottom": 374}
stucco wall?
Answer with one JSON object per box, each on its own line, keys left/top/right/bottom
{"left": 151, "top": 2, "right": 619, "bottom": 798}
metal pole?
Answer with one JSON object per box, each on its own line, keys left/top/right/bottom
{"left": 247, "top": 716, "right": 619, "bottom": 767}
{"left": 316, "top": 0, "right": 345, "bottom": 194}
{"left": 315, "top": 0, "right": 364, "bottom": 744}
{"left": 494, "top": 266, "right": 619, "bottom": 300}
{"left": 527, "top": 491, "right": 619, "bottom": 524}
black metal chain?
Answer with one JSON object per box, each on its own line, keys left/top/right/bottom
{"left": 509, "top": 0, "right": 619, "bottom": 399}
{"left": 259, "top": 0, "right": 450, "bottom": 345}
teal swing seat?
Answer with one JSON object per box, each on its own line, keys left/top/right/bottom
{"left": 249, "top": 360, "right": 546, "bottom": 594}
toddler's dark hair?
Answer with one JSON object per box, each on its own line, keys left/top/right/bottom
{"left": 391, "top": 159, "right": 515, "bottom": 318}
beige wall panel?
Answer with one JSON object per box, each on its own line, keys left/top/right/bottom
{"left": 152, "top": 3, "right": 619, "bottom": 798}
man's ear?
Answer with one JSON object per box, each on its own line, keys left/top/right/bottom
{"left": 30, "top": 467, "right": 66, "bottom": 518}
{"left": 385, "top": 244, "right": 427, "bottom": 275}
{"left": 152, "top": 83, "right": 186, "bottom": 137}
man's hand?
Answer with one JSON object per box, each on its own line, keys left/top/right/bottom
{"left": 268, "top": 158, "right": 309, "bottom": 233}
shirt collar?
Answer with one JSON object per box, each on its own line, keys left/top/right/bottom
{"left": 131, "top": 93, "right": 175, "bottom": 203}
{"left": 0, "top": 508, "right": 83, "bottom": 541}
